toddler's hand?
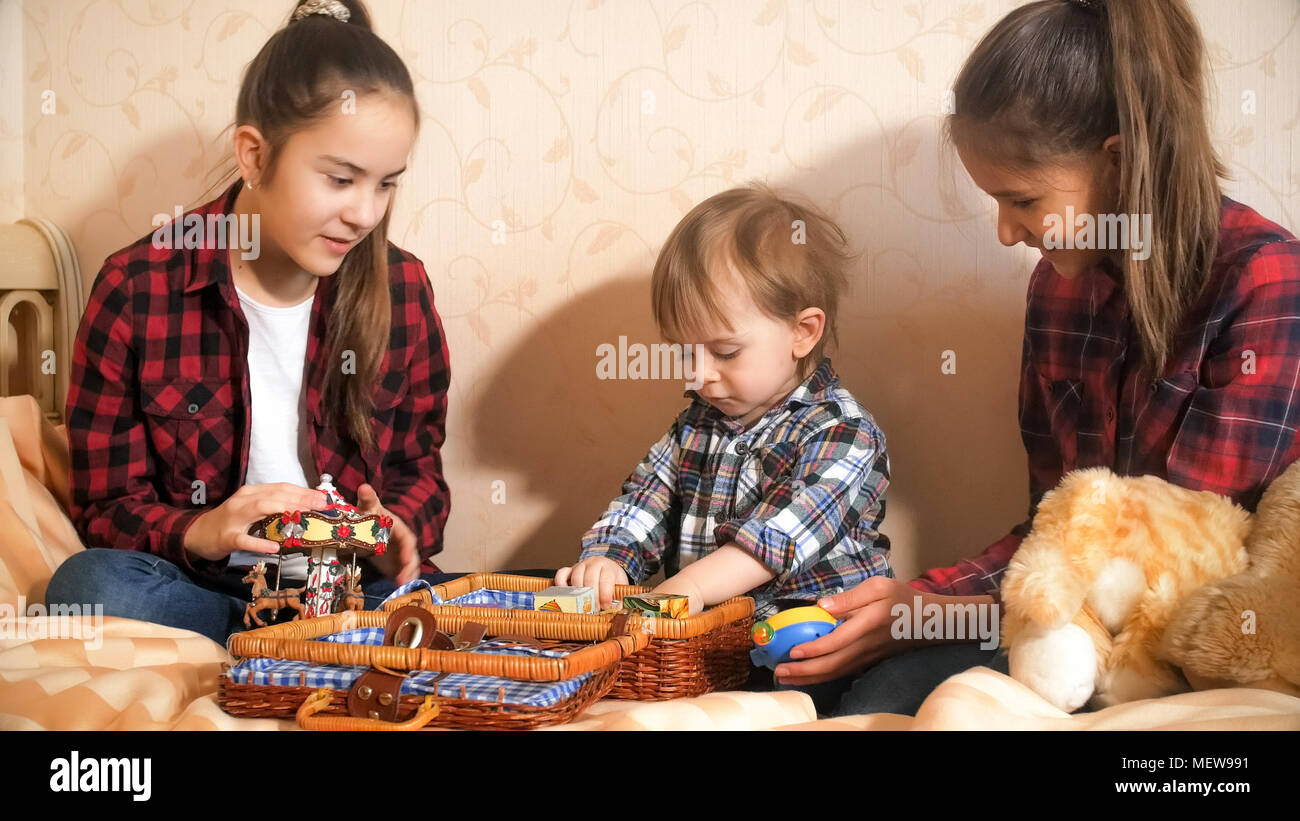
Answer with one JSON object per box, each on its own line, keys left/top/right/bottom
{"left": 555, "top": 557, "right": 629, "bottom": 608}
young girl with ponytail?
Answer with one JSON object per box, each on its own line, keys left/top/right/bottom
{"left": 46, "top": 0, "right": 452, "bottom": 645}
{"left": 777, "top": 0, "right": 1300, "bottom": 715}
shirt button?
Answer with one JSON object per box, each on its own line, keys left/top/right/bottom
{"left": 791, "top": 479, "right": 806, "bottom": 493}
{"left": 188, "top": 403, "right": 200, "bottom": 414}
{"left": 1105, "top": 407, "right": 1115, "bottom": 423}
{"left": 734, "top": 441, "right": 749, "bottom": 456}
{"left": 713, "top": 511, "right": 726, "bottom": 524}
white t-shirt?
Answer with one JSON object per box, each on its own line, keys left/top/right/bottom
{"left": 227, "top": 283, "right": 317, "bottom": 580}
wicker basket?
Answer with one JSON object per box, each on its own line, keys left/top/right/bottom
{"left": 220, "top": 608, "right": 648, "bottom": 730}
{"left": 383, "top": 573, "right": 755, "bottom": 701}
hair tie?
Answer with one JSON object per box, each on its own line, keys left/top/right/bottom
{"left": 1068, "top": 0, "right": 1103, "bottom": 13}
{"left": 292, "top": 0, "right": 351, "bottom": 24}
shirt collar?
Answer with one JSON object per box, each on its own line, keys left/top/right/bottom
{"left": 182, "top": 180, "right": 243, "bottom": 294}
{"left": 683, "top": 356, "right": 839, "bottom": 432}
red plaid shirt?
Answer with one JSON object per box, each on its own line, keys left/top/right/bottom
{"left": 913, "top": 198, "right": 1300, "bottom": 600}
{"left": 67, "top": 181, "right": 451, "bottom": 577}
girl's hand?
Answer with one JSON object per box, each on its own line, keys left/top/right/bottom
{"left": 184, "top": 483, "right": 328, "bottom": 562}
{"left": 356, "top": 483, "right": 421, "bottom": 585}
{"left": 555, "top": 556, "right": 629, "bottom": 608}
{"left": 772, "top": 576, "right": 919, "bottom": 686}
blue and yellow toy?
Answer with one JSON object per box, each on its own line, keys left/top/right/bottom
{"left": 750, "top": 606, "right": 840, "bottom": 669}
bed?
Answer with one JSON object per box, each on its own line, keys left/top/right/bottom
{"left": 0, "top": 222, "right": 1296, "bottom": 731}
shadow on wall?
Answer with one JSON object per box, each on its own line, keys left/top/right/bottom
{"left": 464, "top": 272, "right": 678, "bottom": 571}
{"left": 61, "top": 121, "right": 1032, "bottom": 583}
{"left": 469, "top": 119, "right": 1034, "bottom": 581}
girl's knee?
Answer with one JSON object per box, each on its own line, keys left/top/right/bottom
{"left": 45, "top": 549, "right": 177, "bottom": 608}
{"left": 835, "top": 644, "right": 999, "bottom": 717}
{"left": 845, "top": 649, "right": 931, "bottom": 695}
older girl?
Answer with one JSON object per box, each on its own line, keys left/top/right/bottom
{"left": 782, "top": 0, "right": 1300, "bottom": 716}
{"left": 47, "top": 0, "right": 451, "bottom": 645}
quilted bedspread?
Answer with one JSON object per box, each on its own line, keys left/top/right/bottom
{"left": 2, "top": 395, "right": 1297, "bottom": 731}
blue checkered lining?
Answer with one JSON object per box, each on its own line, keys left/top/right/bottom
{"left": 444, "top": 588, "right": 535, "bottom": 609}
{"left": 378, "top": 580, "right": 536, "bottom": 610}
{"left": 227, "top": 632, "right": 588, "bottom": 707}
{"left": 382, "top": 579, "right": 444, "bottom": 606}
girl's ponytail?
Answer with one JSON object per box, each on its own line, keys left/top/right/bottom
{"left": 1103, "top": 0, "right": 1224, "bottom": 375}
{"left": 948, "top": 0, "right": 1225, "bottom": 376}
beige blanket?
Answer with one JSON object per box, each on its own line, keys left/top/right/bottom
{"left": 2, "top": 395, "right": 1297, "bottom": 730}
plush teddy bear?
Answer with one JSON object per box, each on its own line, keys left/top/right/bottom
{"left": 1160, "top": 460, "right": 1300, "bottom": 698}
{"left": 999, "top": 466, "right": 1252, "bottom": 713}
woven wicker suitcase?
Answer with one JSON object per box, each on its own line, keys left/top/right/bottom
{"left": 383, "top": 572, "right": 755, "bottom": 701}
{"left": 220, "top": 604, "right": 649, "bottom": 730}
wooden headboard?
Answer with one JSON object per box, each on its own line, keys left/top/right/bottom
{"left": 0, "top": 219, "right": 83, "bottom": 424}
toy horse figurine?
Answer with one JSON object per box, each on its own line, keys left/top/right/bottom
{"left": 338, "top": 565, "right": 365, "bottom": 613}
{"left": 242, "top": 561, "right": 307, "bottom": 628}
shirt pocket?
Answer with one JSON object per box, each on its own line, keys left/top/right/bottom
{"left": 734, "top": 441, "right": 801, "bottom": 516}
{"left": 139, "top": 377, "right": 237, "bottom": 500}
{"left": 371, "top": 369, "right": 409, "bottom": 413}
{"left": 1147, "top": 369, "right": 1200, "bottom": 469}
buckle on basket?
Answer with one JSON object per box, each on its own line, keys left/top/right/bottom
{"left": 345, "top": 606, "right": 491, "bottom": 723}
{"left": 348, "top": 606, "right": 440, "bottom": 722}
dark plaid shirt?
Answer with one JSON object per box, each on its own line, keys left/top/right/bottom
{"left": 67, "top": 181, "right": 452, "bottom": 577}
{"left": 580, "top": 358, "right": 892, "bottom": 618}
{"left": 914, "top": 198, "right": 1300, "bottom": 600}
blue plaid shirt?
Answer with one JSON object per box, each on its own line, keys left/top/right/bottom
{"left": 579, "top": 358, "right": 892, "bottom": 617}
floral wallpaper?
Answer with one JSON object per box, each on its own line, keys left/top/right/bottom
{"left": 6, "top": 0, "right": 1298, "bottom": 579}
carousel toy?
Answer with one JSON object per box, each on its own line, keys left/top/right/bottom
{"left": 243, "top": 474, "right": 392, "bottom": 621}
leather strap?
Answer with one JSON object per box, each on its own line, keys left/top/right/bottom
{"left": 346, "top": 608, "right": 493, "bottom": 721}
{"left": 452, "top": 622, "right": 486, "bottom": 650}
{"left": 491, "top": 634, "right": 543, "bottom": 651}
{"left": 347, "top": 606, "right": 437, "bottom": 721}
{"left": 348, "top": 669, "right": 407, "bottom": 722}
{"left": 382, "top": 606, "right": 439, "bottom": 649}
{"left": 428, "top": 632, "right": 456, "bottom": 651}
{"left": 606, "top": 613, "right": 631, "bottom": 639}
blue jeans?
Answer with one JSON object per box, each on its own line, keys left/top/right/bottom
{"left": 833, "top": 643, "right": 1010, "bottom": 717}
{"left": 44, "top": 548, "right": 461, "bottom": 646}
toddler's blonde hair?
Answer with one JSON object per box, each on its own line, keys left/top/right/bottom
{"left": 651, "top": 182, "right": 853, "bottom": 378}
